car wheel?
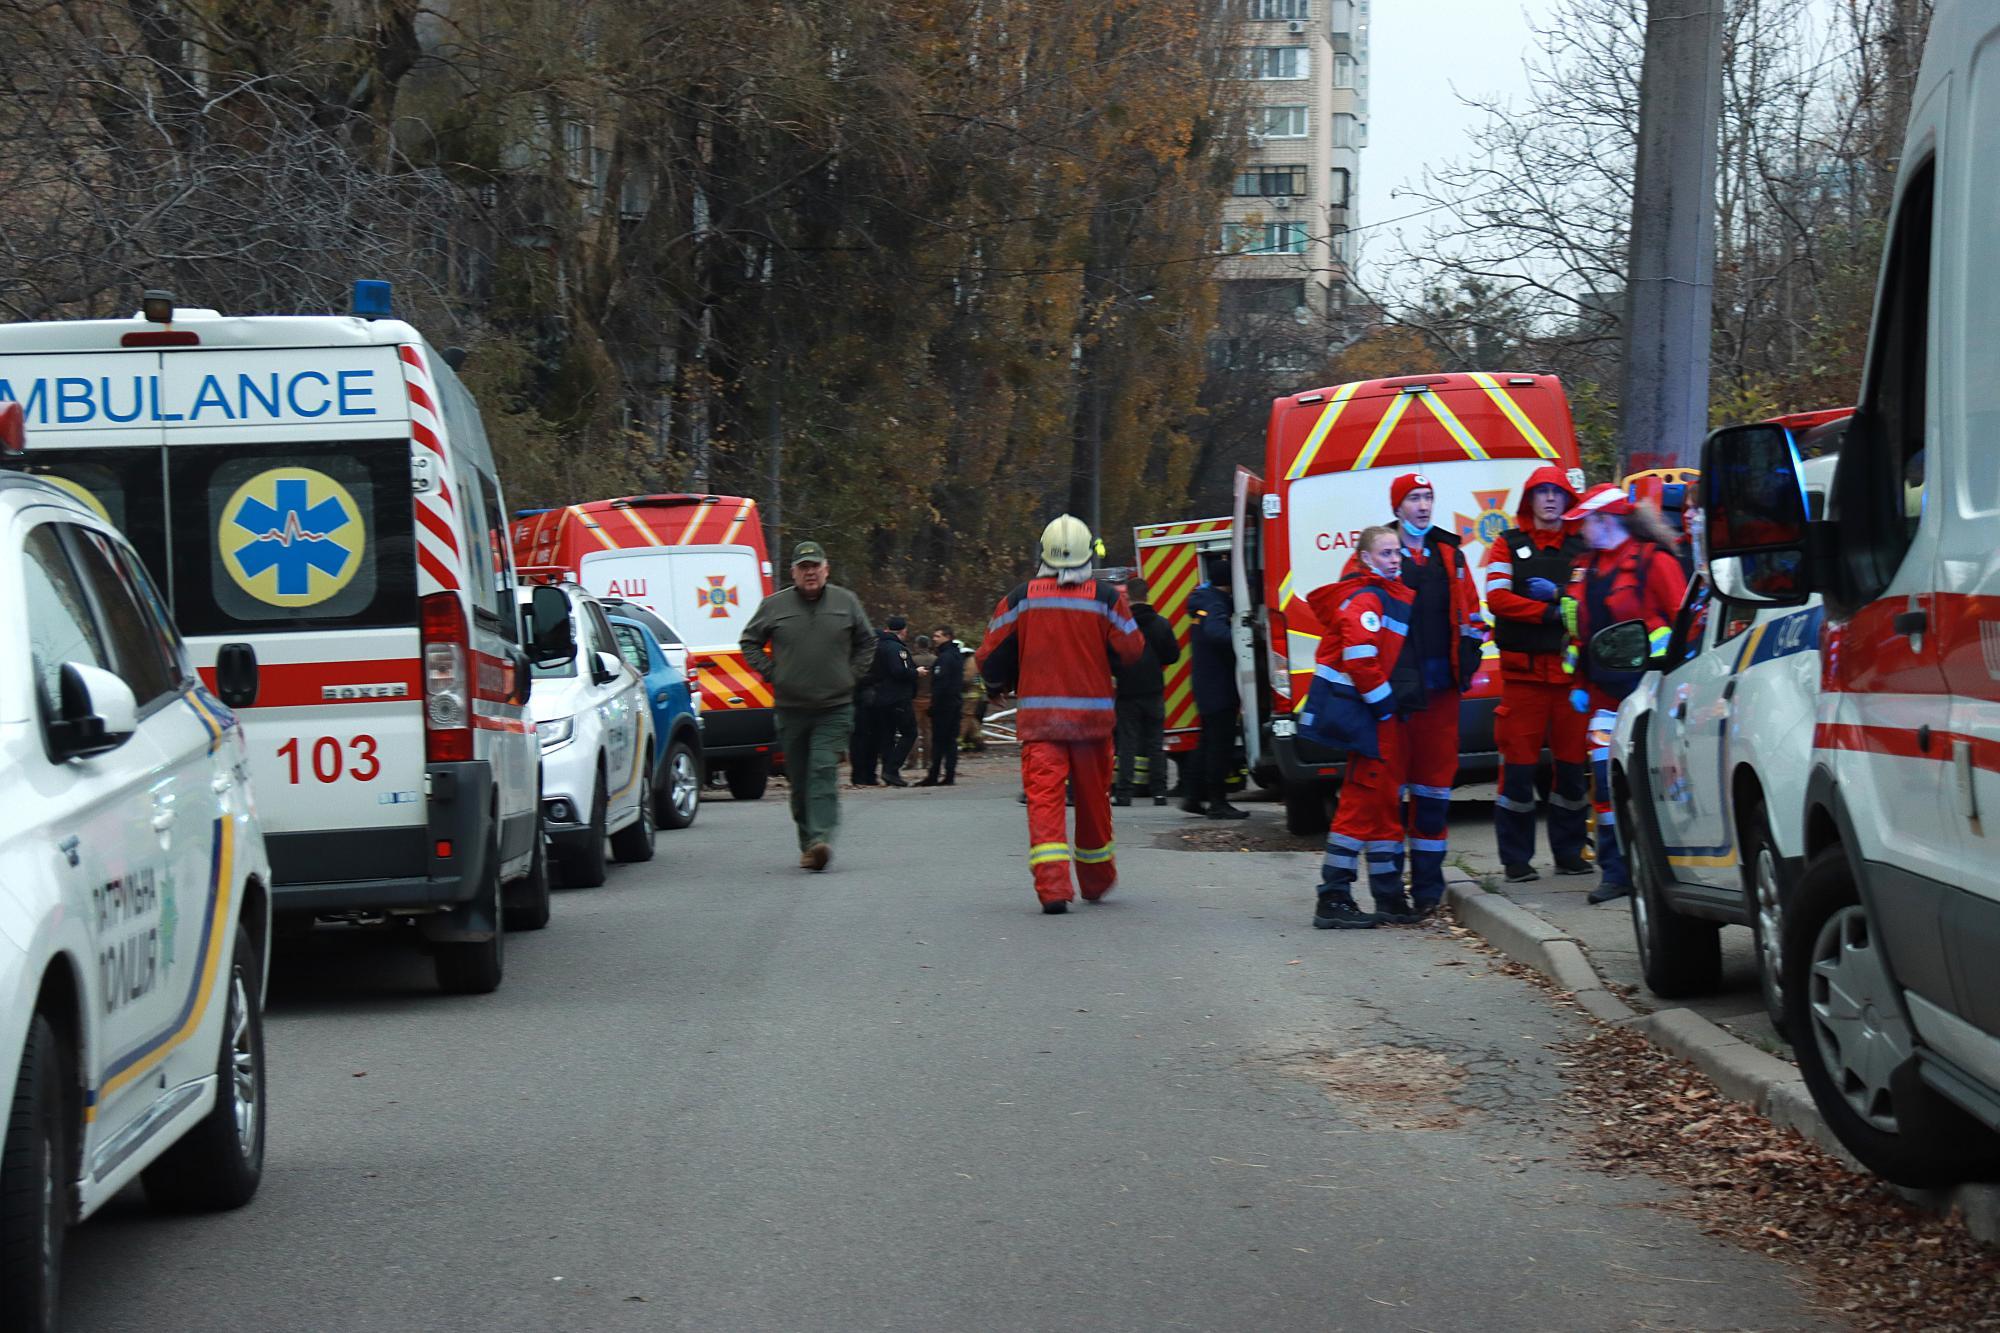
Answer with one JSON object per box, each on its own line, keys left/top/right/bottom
{"left": 0, "top": 1014, "right": 68, "bottom": 1333}
{"left": 657, "top": 740, "right": 701, "bottom": 831}
{"left": 562, "top": 775, "right": 611, "bottom": 888}
{"left": 610, "top": 769, "right": 657, "bottom": 863}
{"left": 1783, "top": 847, "right": 2000, "bottom": 1187}
{"left": 1622, "top": 777, "right": 1722, "bottom": 997}
{"left": 726, "top": 756, "right": 770, "bottom": 801}
{"left": 142, "top": 925, "right": 267, "bottom": 1211}
{"left": 1741, "top": 801, "right": 1788, "bottom": 1033}
{"left": 435, "top": 842, "right": 505, "bottom": 995}
{"left": 503, "top": 807, "right": 552, "bottom": 932}
{"left": 1283, "top": 781, "right": 1330, "bottom": 836}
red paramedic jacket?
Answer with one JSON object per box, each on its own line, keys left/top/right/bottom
{"left": 1575, "top": 536, "right": 1688, "bottom": 711}
{"left": 976, "top": 577, "right": 1143, "bottom": 741}
{"left": 1305, "top": 569, "right": 1413, "bottom": 712}
{"left": 1482, "top": 463, "right": 1583, "bottom": 685}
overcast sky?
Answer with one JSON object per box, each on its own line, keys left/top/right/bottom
{"left": 1358, "top": 0, "right": 1560, "bottom": 278}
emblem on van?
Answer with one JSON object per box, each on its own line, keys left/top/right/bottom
{"left": 1455, "top": 489, "right": 1512, "bottom": 549}
{"left": 220, "top": 467, "right": 363, "bottom": 607}
{"left": 699, "top": 575, "right": 740, "bottom": 618}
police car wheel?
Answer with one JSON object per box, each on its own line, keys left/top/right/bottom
{"left": 610, "top": 769, "right": 657, "bottom": 863}
{"left": 726, "top": 757, "right": 770, "bottom": 801}
{"left": 1740, "top": 802, "right": 1788, "bottom": 1033}
{"left": 1783, "top": 848, "right": 2000, "bottom": 1187}
{"left": 1621, "top": 775, "right": 1722, "bottom": 998}
{"left": 141, "top": 925, "right": 266, "bottom": 1212}
{"left": 0, "top": 1013, "right": 68, "bottom": 1333}
{"left": 657, "top": 740, "right": 701, "bottom": 831}
{"left": 504, "top": 813, "right": 552, "bottom": 933}
{"left": 562, "top": 776, "right": 611, "bottom": 888}
{"left": 435, "top": 846, "right": 505, "bottom": 995}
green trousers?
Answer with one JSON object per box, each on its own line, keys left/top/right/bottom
{"left": 777, "top": 704, "right": 854, "bottom": 851}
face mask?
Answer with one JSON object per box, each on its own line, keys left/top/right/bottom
{"left": 1364, "top": 549, "right": 1400, "bottom": 579}
{"left": 1400, "top": 518, "right": 1431, "bottom": 541}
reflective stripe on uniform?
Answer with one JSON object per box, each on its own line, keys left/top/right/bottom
{"left": 1408, "top": 784, "right": 1451, "bottom": 801}
{"left": 1409, "top": 837, "right": 1448, "bottom": 853}
{"left": 1074, "top": 843, "right": 1115, "bottom": 864}
{"left": 1495, "top": 793, "right": 1536, "bottom": 813}
{"left": 1362, "top": 682, "right": 1391, "bottom": 704}
{"left": 1315, "top": 665, "right": 1352, "bottom": 686}
{"left": 1342, "top": 644, "right": 1377, "bottom": 660}
{"left": 1029, "top": 842, "right": 1073, "bottom": 865}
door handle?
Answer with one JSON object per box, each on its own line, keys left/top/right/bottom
{"left": 1894, "top": 609, "right": 1928, "bottom": 637}
{"left": 1671, "top": 700, "right": 1686, "bottom": 721}
{"left": 1722, "top": 680, "right": 1737, "bottom": 700}
{"left": 151, "top": 809, "right": 177, "bottom": 832}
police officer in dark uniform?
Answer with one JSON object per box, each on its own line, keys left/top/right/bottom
{"left": 1184, "top": 556, "right": 1248, "bottom": 820}
{"left": 853, "top": 615, "right": 919, "bottom": 786}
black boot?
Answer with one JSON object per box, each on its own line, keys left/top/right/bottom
{"left": 1554, "top": 854, "right": 1594, "bottom": 876}
{"left": 1313, "top": 891, "right": 1379, "bottom": 930}
{"left": 1587, "top": 880, "right": 1632, "bottom": 905}
{"left": 1205, "top": 802, "right": 1250, "bottom": 820}
{"left": 1113, "top": 793, "right": 1132, "bottom": 807}
{"left": 1504, "top": 862, "right": 1539, "bottom": 883}
{"left": 1372, "top": 893, "right": 1421, "bottom": 925}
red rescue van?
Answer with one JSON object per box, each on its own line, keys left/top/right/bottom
{"left": 511, "top": 495, "right": 779, "bottom": 798}
{"left": 1232, "top": 372, "right": 1587, "bottom": 833}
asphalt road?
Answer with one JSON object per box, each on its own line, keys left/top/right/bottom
{"left": 63, "top": 757, "right": 1835, "bottom": 1332}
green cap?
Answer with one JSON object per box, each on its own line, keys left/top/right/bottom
{"left": 791, "top": 540, "right": 828, "bottom": 565}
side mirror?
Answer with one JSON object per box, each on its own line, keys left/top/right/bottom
{"left": 592, "top": 651, "right": 624, "bottom": 686}
{"left": 1700, "top": 422, "right": 1812, "bottom": 605}
{"left": 214, "top": 641, "right": 259, "bottom": 708}
{"left": 48, "top": 661, "right": 137, "bottom": 760}
{"left": 525, "top": 585, "right": 575, "bottom": 668}
{"left": 1588, "top": 620, "right": 1654, "bottom": 677}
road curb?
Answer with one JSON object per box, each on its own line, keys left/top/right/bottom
{"left": 1442, "top": 872, "right": 2000, "bottom": 1244}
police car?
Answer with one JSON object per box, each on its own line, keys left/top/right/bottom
{"left": 0, "top": 405, "right": 274, "bottom": 1329}
{"left": 1602, "top": 452, "right": 1837, "bottom": 1026}
{"left": 0, "top": 286, "right": 552, "bottom": 993}
{"left": 518, "top": 580, "right": 655, "bottom": 884}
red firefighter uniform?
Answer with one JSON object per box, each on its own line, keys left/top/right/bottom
{"left": 1301, "top": 566, "right": 1416, "bottom": 911}
{"left": 976, "top": 577, "right": 1143, "bottom": 908}
{"left": 1481, "top": 465, "right": 1591, "bottom": 875}
{"left": 1344, "top": 478, "right": 1487, "bottom": 912}
{"left": 1564, "top": 484, "right": 1689, "bottom": 891}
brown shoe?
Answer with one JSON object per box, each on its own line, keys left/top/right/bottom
{"left": 806, "top": 842, "right": 832, "bottom": 872}
{"left": 799, "top": 851, "right": 814, "bottom": 869}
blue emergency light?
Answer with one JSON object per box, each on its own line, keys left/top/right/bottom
{"left": 352, "top": 280, "right": 393, "bottom": 320}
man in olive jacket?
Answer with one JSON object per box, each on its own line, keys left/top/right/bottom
{"left": 740, "top": 542, "right": 876, "bottom": 871}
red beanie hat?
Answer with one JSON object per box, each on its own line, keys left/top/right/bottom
{"left": 1389, "top": 472, "right": 1434, "bottom": 512}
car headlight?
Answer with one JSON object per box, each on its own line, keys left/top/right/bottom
{"left": 537, "top": 717, "right": 575, "bottom": 751}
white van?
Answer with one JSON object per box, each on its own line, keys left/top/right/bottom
{"left": 0, "top": 287, "right": 557, "bottom": 994}
{"left": 1684, "top": 0, "right": 2000, "bottom": 1187}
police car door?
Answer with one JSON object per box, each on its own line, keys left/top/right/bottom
{"left": 1662, "top": 586, "right": 1755, "bottom": 890}
{"left": 584, "top": 600, "right": 643, "bottom": 813}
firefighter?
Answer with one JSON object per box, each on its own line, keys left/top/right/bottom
{"left": 1364, "top": 472, "right": 1485, "bottom": 921}
{"left": 976, "top": 515, "right": 1143, "bottom": 914}
{"left": 1561, "top": 484, "right": 1689, "bottom": 904}
{"left": 1482, "top": 466, "right": 1593, "bottom": 883}
{"left": 1300, "top": 525, "right": 1416, "bottom": 929}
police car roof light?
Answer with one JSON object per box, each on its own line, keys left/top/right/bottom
{"left": 352, "top": 279, "right": 393, "bottom": 320}
{"left": 0, "top": 402, "right": 23, "bottom": 456}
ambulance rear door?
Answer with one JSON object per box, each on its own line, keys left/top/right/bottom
{"left": 1132, "top": 517, "right": 1231, "bottom": 754}
{"left": 1232, "top": 469, "right": 1265, "bottom": 771}
{"left": 579, "top": 544, "right": 763, "bottom": 654}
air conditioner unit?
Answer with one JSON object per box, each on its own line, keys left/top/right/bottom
{"left": 1273, "top": 196, "right": 1292, "bottom": 210}
{"left": 1288, "top": 19, "right": 1307, "bottom": 34}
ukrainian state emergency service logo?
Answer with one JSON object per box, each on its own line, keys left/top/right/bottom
{"left": 1455, "top": 490, "right": 1513, "bottom": 549}
{"left": 220, "top": 467, "right": 364, "bottom": 607}
{"left": 699, "top": 575, "right": 739, "bottom": 619}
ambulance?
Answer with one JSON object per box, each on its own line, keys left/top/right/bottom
{"left": 1130, "top": 518, "right": 1234, "bottom": 783}
{"left": 510, "top": 494, "right": 778, "bottom": 798}
{"left": 0, "top": 285, "right": 555, "bottom": 994}
{"left": 1230, "top": 372, "right": 1587, "bottom": 834}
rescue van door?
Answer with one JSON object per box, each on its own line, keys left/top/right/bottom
{"left": 1232, "top": 468, "right": 1264, "bottom": 771}
{"left": 579, "top": 544, "right": 762, "bottom": 653}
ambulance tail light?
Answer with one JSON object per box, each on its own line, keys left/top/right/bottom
{"left": 120, "top": 330, "right": 200, "bottom": 347}
{"left": 421, "top": 593, "right": 473, "bottom": 762}
{"left": 0, "top": 402, "right": 22, "bottom": 457}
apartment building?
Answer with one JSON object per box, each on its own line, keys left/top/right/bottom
{"left": 1217, "top": 0, "right": 1368, "bottom": 362}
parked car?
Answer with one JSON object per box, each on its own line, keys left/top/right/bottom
{"left": 0, "top": 452, "right": 275, "bottom": 1329}
{"left": 1607, "top": 449, "right": 1839, "bottom": 1026}
{"left": 519, "top": 580, "right": 656, "bottom": 885}
{"left": 1669, "top": 0, "right": 2000, "bottom": 1190}
{"left": 605, "top": 603, "right": 704, "bottom": 831}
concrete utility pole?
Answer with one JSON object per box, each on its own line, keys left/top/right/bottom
{"left": 1617, "top": 1, "right": 1725, "bottom": 475}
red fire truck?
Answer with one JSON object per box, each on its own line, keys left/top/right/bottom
{"left": 511, "top": 494, "right": 779, "bottom": 798}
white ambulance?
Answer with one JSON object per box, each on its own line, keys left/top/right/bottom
{"left": 1690, "top": 0, "right": 2000, "bottom": 1187}
{"left": 0, "top": 286, "right": 561, "bottom": 994}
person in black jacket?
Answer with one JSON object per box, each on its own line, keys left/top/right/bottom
{"left": 853, "top": 616, "right": 919, "bottom": 786}
{"left": 1184, "top": 557, "right": 1248, "bottom": 820}
{"left": 919, "top": 626, "right": 968, "bottom": 786}
{"left": 1113, "top": 578, "right": 1182, "bottom": 806}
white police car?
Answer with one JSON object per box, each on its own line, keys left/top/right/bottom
{"left": 0, "top": 411, "right": 274, "bottom": 1329}
{"left": 518, "top": 580, "right": 654, "bottom": 885}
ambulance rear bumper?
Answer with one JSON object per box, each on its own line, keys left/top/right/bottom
{"left": 268, "top": 762, "right": 494, "bottom": 915}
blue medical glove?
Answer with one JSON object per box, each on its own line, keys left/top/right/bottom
{"left": 1569, "top": 687, "right": 1590, "bottom": 714}
{"left": 1524, "top": 577, "right": 1560, "bottom": 601}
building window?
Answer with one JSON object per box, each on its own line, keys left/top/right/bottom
{"left": 1222, "top": 223, "right": 1309, "bottom": 255}
{"left": 1221, "top": 279, "right": 1308, "bottom": 318}
{"left": 1242, "top": 46, "right": 1307, "bottom": 79}
{"left": 1329, "top": 167, "right": 1351, "bottom": 207}
{"left": 1331, "top": 113, "right": 1360, "bottom": 148}
{"left": 1233, "top": 165, "right": 1308, "bottom": 197}
{"left": 1247, "top": 0, "right": 1311, "bottom": 18}
{"left": 1330, "top": 224, "right": 1352, "bottom": 263}
{"left": 1258, "top": 105, "right": 1309, "bottom": 138}
{"left": 1334, "top": 53, "right": 1357, "bottom": 87}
